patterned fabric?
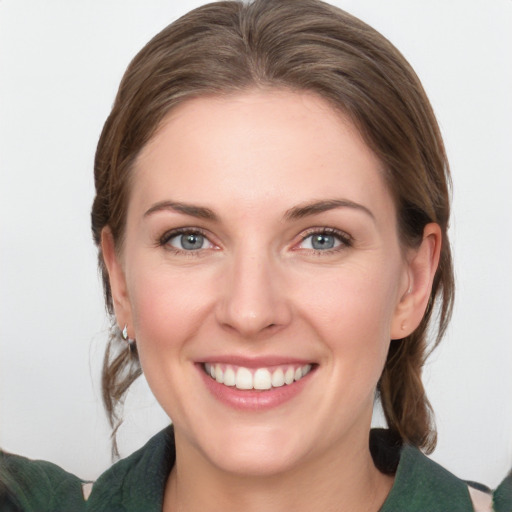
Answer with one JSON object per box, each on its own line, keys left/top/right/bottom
{"left": 1, "top": 427, "right": 507, "bottom": 511}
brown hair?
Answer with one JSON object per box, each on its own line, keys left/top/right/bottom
{"left": 91, "top": 0, "right": 453, "bottom": 455}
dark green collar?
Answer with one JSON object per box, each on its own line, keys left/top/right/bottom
{"left": 86, "top": 425, "right": 175, "bottom": 512}
{"left": 0, "top": 450, "right": 86, "bottom": 512}
{"left": 86, "top": 426, "right": 473, "bottom": 511}
{"left": 1, "top": 427, "right": 478, "bottom": 511}
{"left": 379, "top": 443, "right": 472, "bottom": 511}
{"left": 493, "top": 470, "right": 512, "bottom": 512}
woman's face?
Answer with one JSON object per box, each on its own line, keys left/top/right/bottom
{"left": 106, "top": 90, "right": 418, "bottom": 475}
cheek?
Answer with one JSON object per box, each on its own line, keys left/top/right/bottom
{"left": 293, "top": 262, "right": 400, "bottom": 369}
{"left": 298, "top": 265, "right": 399, "bottom": 333}
{"left": 127, "top": 266, "right": 213, "bottom": 358}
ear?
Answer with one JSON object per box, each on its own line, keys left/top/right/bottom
{"left": 101, "top": 227, "right": 133, "bottom": 336}
{"left": 391, "top": 223, "right": 442, "bottom": 339}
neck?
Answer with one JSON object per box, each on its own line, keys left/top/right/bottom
{"left": 163, "top": 428, "right": 394, "bottom": 512}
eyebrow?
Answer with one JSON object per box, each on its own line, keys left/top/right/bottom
{"left": 284, "top": 199, "right": 375, "bottom": 221}
{"left": 144, "top": 198, "right": 374, "bottom": 223}
{"left": 144, "top": 201, "right": 218, "bottom": 221}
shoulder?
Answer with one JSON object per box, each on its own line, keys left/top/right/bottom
{"left": 371, "top": 429, "right": 490, "bottom": 512}
{"left": 493, "top": 470, "right": 512, "bottom": 512}
{"left": 0, "top": 427, "right": 174, "bottom": 512}
{"left": 85, "top": 425, "right": 175, "bottom": 511}
{"left": 0, "top": 449, "right": 86, "bottom": 512}
{"left": 0, "top": 427, "right": 175, "bottom": 512}
{"left": 381, "top": 444, "right": 475, "bottom": 511}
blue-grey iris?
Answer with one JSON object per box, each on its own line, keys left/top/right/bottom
{"left": 181, "top": 233, "right": 204, "bottom": 250}
{"left": 311, "top": 234, "right": 335, "bottom": 250}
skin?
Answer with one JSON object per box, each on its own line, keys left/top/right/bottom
{"left": 102, "top": 89, "right": 441, "bottom": 511}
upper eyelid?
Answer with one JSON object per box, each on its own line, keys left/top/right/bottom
{"left": 298, "top": 227, "right": 352, "bottom": 242}
{"left": 160, "top": 226, "right": 208, "bottom": 238}
{"left": 294, "top": 228, "right": 353, "bottom": 252}
{"left": 158, "top": 228, "right": 218, "bottom": 256}
{"left": 159, "top": 227, "right": 214, "bottom": 246}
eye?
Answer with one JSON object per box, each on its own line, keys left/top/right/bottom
{"left": 297, "top": 229, "right": 351, "bottom": 252}
{"left": 161, "top": 229, "right": 215, "bottom": 252}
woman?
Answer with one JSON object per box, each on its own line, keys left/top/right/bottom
{"left": 1, "top": 0, "right": 509, "bottom": 510}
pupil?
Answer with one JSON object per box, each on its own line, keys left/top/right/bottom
{"left": 181, "top": 233, "right": 203, "bottom": 250}
{"left": 312, "top": 234, "right": 334, "bottom": 250}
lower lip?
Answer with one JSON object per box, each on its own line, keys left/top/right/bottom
{"left": 198, "top": 365, "right": 314, "bottom": 411}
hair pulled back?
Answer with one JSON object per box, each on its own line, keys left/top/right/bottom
{"left": 92, "top": 0, "right": 453, "bottom": 455}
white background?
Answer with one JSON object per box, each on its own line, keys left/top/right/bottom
{"left": 1, "top": 0, "right": 511, "bottom": 488}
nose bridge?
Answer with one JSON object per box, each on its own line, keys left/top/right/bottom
{"left": 216, "top": 240, "right": 290, "bottom": 337}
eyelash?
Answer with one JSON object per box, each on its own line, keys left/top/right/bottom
{"left": 157, "top": 227, "right": 353, "bottom": 255}
{"left": 297, "top": 227, "right": 353, "bottom": 253}
{"left": 158, "top": 228, "right": 214, "bottom": 256}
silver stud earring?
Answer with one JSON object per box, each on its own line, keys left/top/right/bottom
{"left": 121, "top": 324, "right": 135, "bottom": 344}
{"left": 121, "top": 324, "right": 136, "bottom": 355}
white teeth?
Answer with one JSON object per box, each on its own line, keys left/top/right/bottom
{"left": 284, "top": 367, "right": 295, "bottom": 385}
{"left": 271, "top": 368, "right": 285, "bottom": 387}
{"left": 223, "top": 366, "right": 236, "bottom": 386}
{"left": 215, "top": 364, "right": 224, "bottom": 384}
{"left": 204, "top": 363, "right": 313, "bottom": 390}
{"left": 206, "top": 363, "right": 215, "bottom": 378}
{"left": 253, "top": 368, "right": 272, "bottom": 390}
{"left": 235, "top": 367, "right": 253, "bottom": 390}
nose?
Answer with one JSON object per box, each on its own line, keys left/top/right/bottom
{"left": 215, "top": 248, "right": 292, "bottom": 339}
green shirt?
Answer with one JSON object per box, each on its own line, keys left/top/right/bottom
{"left": 0, "top": 427, "right": 506, "bottom": 511}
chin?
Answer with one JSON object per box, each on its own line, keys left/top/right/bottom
{"left": 209, "top": 444, "right": 303, "bottom": 477}
{"left": 189, "top": 420, "right": 309, "bottom": 477}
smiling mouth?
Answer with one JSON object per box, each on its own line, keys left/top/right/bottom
{"left": 203, "top": 363, "right": 313, "bottom": 390}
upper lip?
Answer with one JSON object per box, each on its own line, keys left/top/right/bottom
{"left": 198, "top": 355, "right": 316, "bottom": 368}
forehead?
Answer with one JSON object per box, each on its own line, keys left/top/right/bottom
{"left": 131, "top": 89, "right": 394, "bottom": 220}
